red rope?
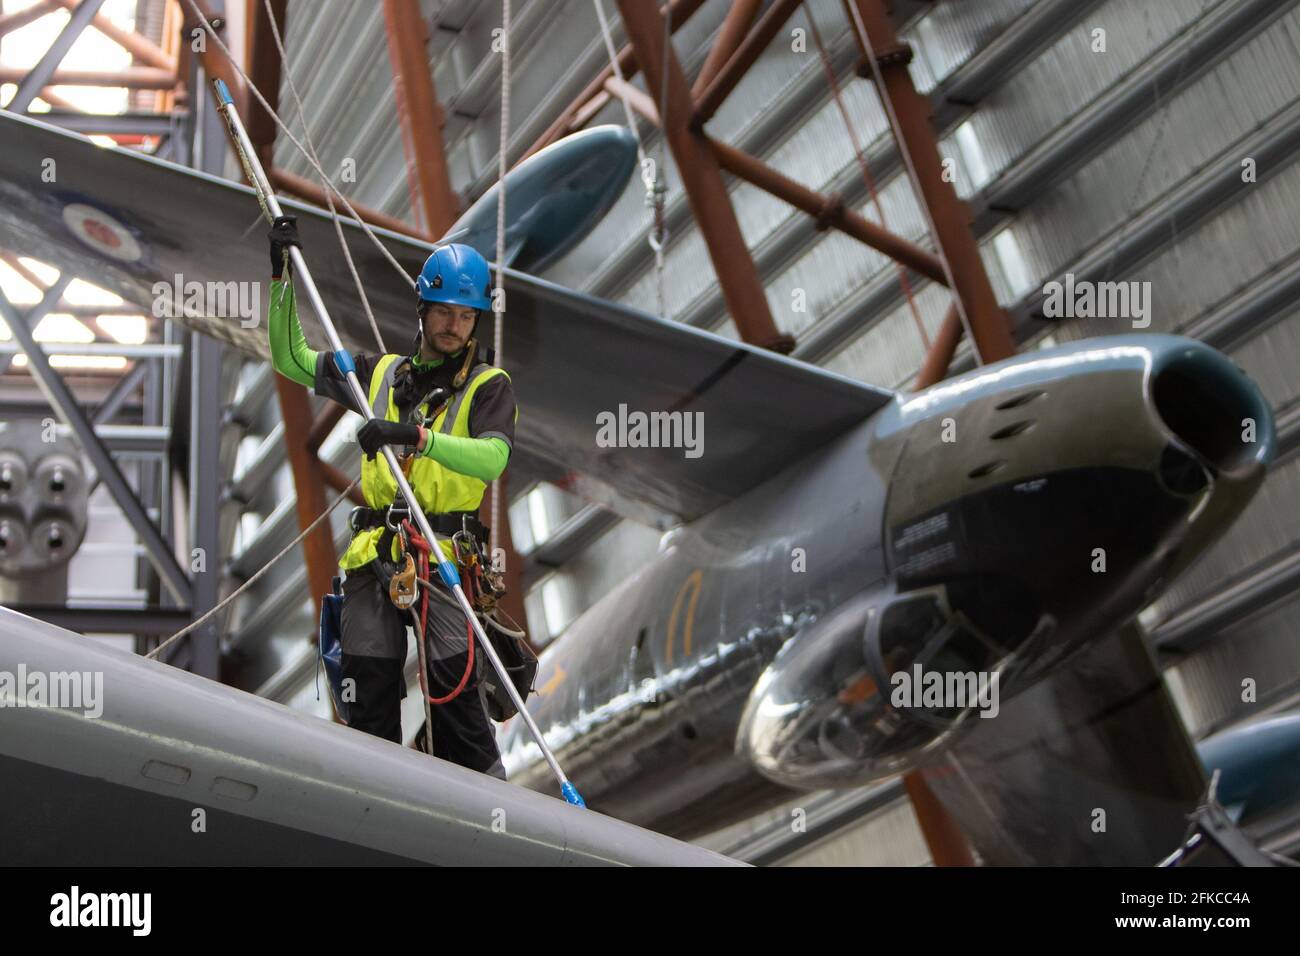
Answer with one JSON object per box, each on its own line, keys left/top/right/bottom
{"left": 804, "top": 2, "right": 931, "bottom": 351}
{"left": 403, "top": 520, "right": 474, "bottom": 706}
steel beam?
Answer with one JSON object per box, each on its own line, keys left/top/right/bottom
{"left": 0, "top": 66, "right": 174, "bottom": 90}
{"left": 230, "top": 362, "right": 273, "bottom": 427}
{"left": 519, "top": 0, "right": 710, "bottom": 162}
{"left": 273, "top": 375, "right": 339, "bottom": 624}
{"left": 708, "top": 136, "right": 947, "bottom": 284}
{"left": 0, "top": 343, "right": 183, "bottom": 357}
{"left": 243, "top": 0, "right": 286, "bottom": 168}
{"left": 135, "top": 357, "right": 164, "bottom": 610}
{"left": 268, "top": 167, "right": 427, "bottom": 239}
{"left": 181, "top": 0, "right": 246, "bottom": 117}
{"left": 913, "top": 303, "right": 961, "bottom": 390}
{"left": 522, "top": 503, "right": 621, "bottom": 590}
{"left": 92, "top": 359, "right": 151, "bottom": 425}
{"left": 185, "top": 331, "right": 222, "bottom": 678}
{"left": 10, "top": 604, "right": 192, "bottom": 635}
{"left": 50, "top": 0, "right": 176, "bottom": 70}
{"left": 903, "top": 770, "right": 976, "bottom": 867}
{"left": 58, "top": 424, "right": 169, "bottom": 453}
{"left": 0, "top": 283, "right": 191, "bottom": 604}
{"left": 0, "top": 0, "right": 61, "bottom": 37}
{"left": 843, "top": 0, "right": 1013, "bottom": 364}
{"left": 603, "top": 78, "right": 951, "bottom": 291}
{"left": 1154, "top": 544, "right": 1300, "bottom": 660}
{"left": 37, "top": 110, "right": 178, "bottom": 136}
{"left": 318, "top": 459, "right": 366, "bottom": 507}
{"left": 382, "top": 0, "right": 458, "bottom": 238}
{"left": 795, "top": 0, "right": 1293, "bottom": 372}
{"left": 691, "top": 0, "right": 763, "bottom": 99}
{"left": 305, "top": 401, "right": 345, "bottom": 454}
{"left": 6, "top": 0, "right": 108, "bottom": 113}
{"left": 692, "top": 0, "right": 803, "bottom": 127}
{"left": 614, "top": 0, "right": 791, "bottom": 352}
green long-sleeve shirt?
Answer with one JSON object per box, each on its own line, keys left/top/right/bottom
{"left": 267, "top": 277, "right": 511, "bottom": 482}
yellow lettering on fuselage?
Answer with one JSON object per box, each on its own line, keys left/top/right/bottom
{"left": 665, "top": 570, "right": 703, "bottom": 666}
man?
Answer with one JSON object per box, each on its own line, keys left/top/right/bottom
{"left": 265, "top": 215, "right": 515, "bottom": 779}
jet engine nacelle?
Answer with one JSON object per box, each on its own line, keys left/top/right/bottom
{"left": 739, "top": 335, "right": 1276, "bottom": 791}
{"left": 0, "top": 424, "right": 88, "bottom": 576}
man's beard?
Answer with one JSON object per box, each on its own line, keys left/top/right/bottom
{"left": 422, "top": 329, "right": 470, "bottom": 358}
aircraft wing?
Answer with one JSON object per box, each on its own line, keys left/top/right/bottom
{"left": 0, "top": 606, "right": 740, "bottom": 865}
{"left": 0, "top": 113, "right": 893, "bottom": 526}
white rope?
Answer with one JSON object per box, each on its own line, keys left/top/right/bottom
{"left": 592, "top": 0, "right": 651, "bottom": 172}
{"left": 147, "top": 478, "right": 360, "bottom": 661}
{"left": 489, "top": 0, "right": 511, "bottom": 562}
{"left": 259, "top": 0, "right": 387, "bottom": 352}
{"left": 592, "top": 0, "right": 668, "bottom": 319}
{"left": 181, "top": 0, "right": 416, "bottom": 295}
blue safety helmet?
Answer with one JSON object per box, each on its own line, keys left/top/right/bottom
{"left": 416, "top": 243, "right": 492, "bottom": 312}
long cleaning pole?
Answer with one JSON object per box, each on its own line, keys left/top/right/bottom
{"left": 212, "top": 79, "right": 584, "bottom": 808}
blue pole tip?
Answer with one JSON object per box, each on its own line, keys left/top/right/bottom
{"left": 332, "top": 349, "right": 356, "bottom": 376}
{"left": 436, "top": 560, "right": 461, "bottom": 588}
{"left": 214, "top": 78, "right": 233, "bottom": 106}
{"left": 561, "top": 782, "right": 586, "bottom": 808}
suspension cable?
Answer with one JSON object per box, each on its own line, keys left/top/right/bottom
{"left": 147, "top": 478, "right": 360, "bottom": 661}
{"left": 804, "top": 2, "right": 930, "bottom": 351}
{"left": 259, "top": 0, "right": 386, "bottom": 352}
{"left": 181, "top": 0, "right": 417, "bottom": 295}
{"left": 490, "top": 0, "right": 511, "bottom": 562}
{"left": 592, "top": 0, "right": 669, "bottom": 320}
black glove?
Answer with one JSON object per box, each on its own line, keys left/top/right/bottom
{"left": 268, "top": 215, "right": 301, "bottom": 279}
{"left": 357, "top": 419, "right": 423, "bottom": 459}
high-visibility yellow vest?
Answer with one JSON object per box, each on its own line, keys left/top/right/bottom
{"left": 338, "top": 353, "right": 509, "bottom": 569}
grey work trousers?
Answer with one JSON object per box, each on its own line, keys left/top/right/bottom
{"left": 339, "top": 563, "right": 505, "bottom": 779}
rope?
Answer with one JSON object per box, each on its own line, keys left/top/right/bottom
{"left": 842, "top": 1, "right": 981, "bottom": 363}
{"left": 490, "top": 0, "right": 512, "bottom": 562}
{"left": 592, "top": 0, "right": 669, "bottom": 319}
{"left": 146, "top": 478, "right": 360, "bottom": 661}
{"left": 415, "top": 574, "right": 521, "bottom": 637}
{"left": 181, "top": 0, "right": 416, "bottom": 295}
{"left": 654, "top": 3, "right": 670, "bottom": 321}
{"left": 257, "top": 0, "right": 387, "bottom": 352}
{"left": 804, "top": 3, "right": 929, "bottom": 351}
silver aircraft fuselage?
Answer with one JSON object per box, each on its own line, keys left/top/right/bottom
{"left": 501, "top": 334, "right": 1276, "bottom": 839}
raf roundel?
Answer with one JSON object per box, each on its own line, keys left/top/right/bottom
{"left": 61, "top": 202, "right": 142, "bottom": 263}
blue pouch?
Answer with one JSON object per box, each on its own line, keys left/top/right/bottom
{"left": 318, "top": 576, "right": 349, "bottom": 723}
